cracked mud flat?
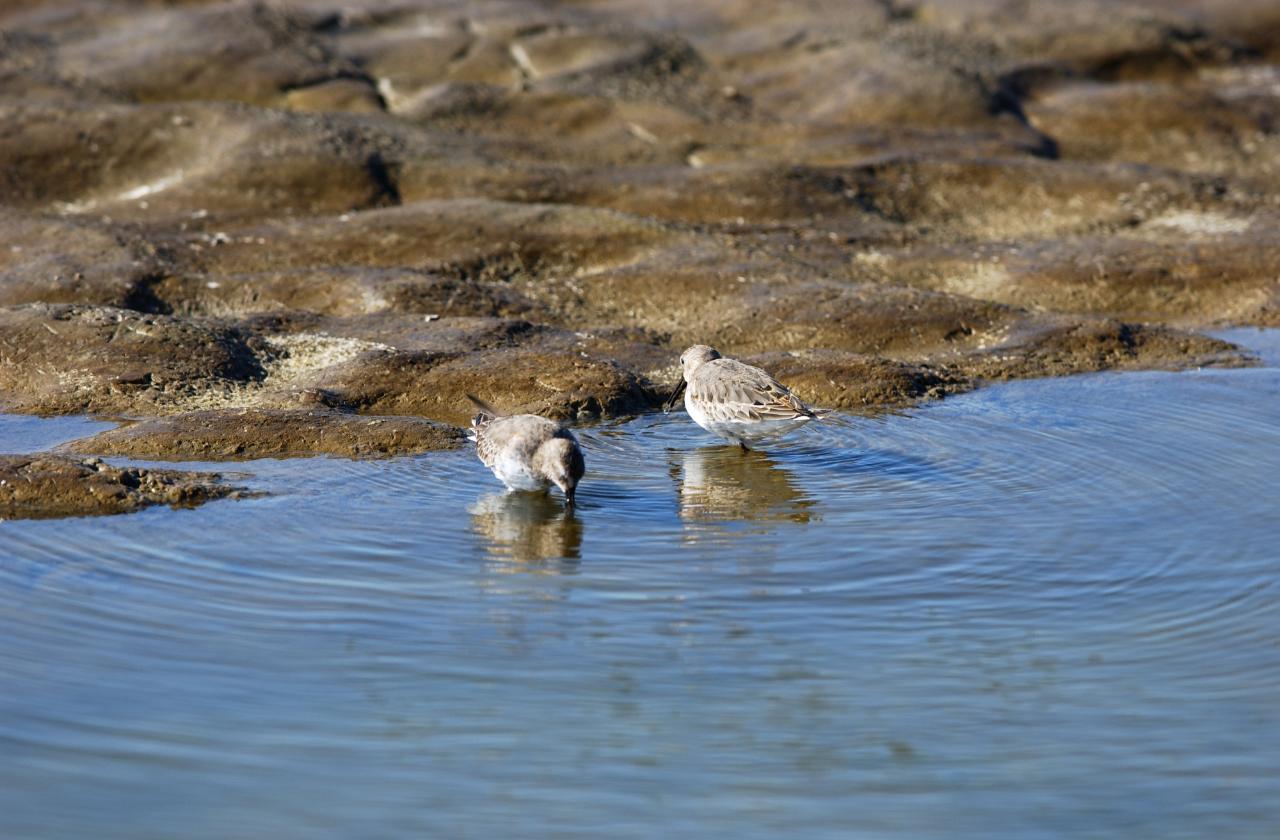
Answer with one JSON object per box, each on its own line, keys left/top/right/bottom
{"left": 1, "top": 0, "right": 1277, "bottom": 480}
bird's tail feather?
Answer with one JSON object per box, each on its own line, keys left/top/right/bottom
{"left": 466, "top": 393, "right": 504, "bottom": 422}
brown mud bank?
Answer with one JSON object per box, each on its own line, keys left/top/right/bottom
{"left": 61, "top": 408, "right": 463, "bottom": 460}
{"left": 1, "top": 0, "right": 1276, "bottom": 468}
{"left": 0, "top": 454, "right": 238, "bottom": 519}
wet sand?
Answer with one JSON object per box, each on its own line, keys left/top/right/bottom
{"left": 2, "top": 0, "right": 1278, "bottom": 512}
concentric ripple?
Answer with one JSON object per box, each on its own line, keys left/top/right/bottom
{"left": 1, "top": 333, "right": 1279, "bottom": 840}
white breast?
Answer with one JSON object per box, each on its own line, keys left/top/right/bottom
{"left": 684, "top": 393, "right": 812, "bottom": 443}
{"left": 684, "top": 392, "right": 716, "bottom": 435}
{"left": 491, "top": 450, "right": 547, "bottom": 491}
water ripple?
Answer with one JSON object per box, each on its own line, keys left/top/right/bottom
{"left": 2, "top": 341, "right": 1279, "bottom": 839}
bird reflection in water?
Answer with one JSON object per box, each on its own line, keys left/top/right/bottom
{"left": 469, "top": 491, "right": 583, "bottom": 572}
{"left": 671, "top": 446, "right": 816, "bottom": 530}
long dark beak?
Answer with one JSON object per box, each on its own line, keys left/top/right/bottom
{"left": 564, "top": 487, "right": 576, "bottom": 509}
{"left": 662, "top": 379, "right": 686, "bottom": 414}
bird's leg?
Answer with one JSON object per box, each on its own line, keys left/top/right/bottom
{"left": 738, "top": 440, "right": 751, "bottom": 453}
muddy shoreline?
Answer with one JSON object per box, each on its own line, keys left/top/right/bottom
{"left": 2, "top": 0, "right": 1277, "bottom": 513}
{"left": 0, "top": 454, "right": 238, "bottom": 519}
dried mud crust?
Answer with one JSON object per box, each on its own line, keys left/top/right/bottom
{"left": 0, "top": 0, "right": 1275, "bottom": 467}
{"left": 0, "top": 454, "right": 237, "bottom": 520}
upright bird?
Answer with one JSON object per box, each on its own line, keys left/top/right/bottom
{"left": 467, "top": 395, "right": 586, "bottom": 506}
{"left": 663, "top": 345, "right": 825, "bottom": 450}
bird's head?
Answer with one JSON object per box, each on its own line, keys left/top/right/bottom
{"left": 534, "top": 436, "right": 586, "bottom": 507}
{"left": 664, "top": 345, "right": 721, "bottom": 414}
{"left": 679, "top": 344, "right": 721, "bottom": 378}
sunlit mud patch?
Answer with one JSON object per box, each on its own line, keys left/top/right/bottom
{"left": 257, "top": 333, "right": 391, "bottom": 389}
{"left": 1144, "top": 210, "right": 1254, "bottom": 237}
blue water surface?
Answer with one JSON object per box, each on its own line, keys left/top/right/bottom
{"left": 1, "top": 330, "right": 1278, "bottom": 839}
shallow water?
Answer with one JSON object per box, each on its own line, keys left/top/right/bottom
{"left": 2, "top": 331, "right": 1279, "bottom": 839}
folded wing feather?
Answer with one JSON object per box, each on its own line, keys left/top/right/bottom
{"left": 693, "top": 359, "right": 818, "bottom": 422}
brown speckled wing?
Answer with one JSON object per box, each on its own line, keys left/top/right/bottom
{"left": 690, "top": 359, "right": 816, "bottom": 421}
{"left": 471, "top": 418, "right": 499, "bottom": 467}
{"left": 474, "top": 414, "right": 566, "bottom": 468}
